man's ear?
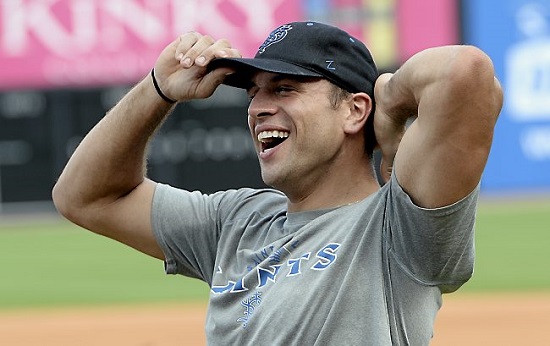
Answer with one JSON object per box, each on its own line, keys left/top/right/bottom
{"left": 344, "top": 93, "right": 372, "bottom": 135}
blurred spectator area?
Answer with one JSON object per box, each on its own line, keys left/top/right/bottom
{"left": 3, "top": 0, "right": 549, "bottom": 208}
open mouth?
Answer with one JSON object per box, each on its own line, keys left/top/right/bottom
{"left": 258, "top": 130, "right": 289, "bottom": 153}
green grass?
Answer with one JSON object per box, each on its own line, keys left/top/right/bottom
{"left": 462, "top": 199, "right": 550, "bottom": 293}
{"left": 0, "top": 219, "right": 209, "bottom": 310}
{"left": 0, "top": 198, "right": 549, "bottom": 310}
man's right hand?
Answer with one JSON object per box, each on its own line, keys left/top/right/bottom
{"left": 152, "top": 32, "right": 242, "bottom": 103}
{"left": 373, "top": 73, "right": 411, "bottom": 183}
{"left": 52, "top": 32, "right": 241, "bottom": 261}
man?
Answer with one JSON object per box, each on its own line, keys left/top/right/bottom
{"left": 52, "top": 21, "right": 503, "bottom": 344}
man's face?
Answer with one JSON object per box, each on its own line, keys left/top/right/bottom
{"left": 246, "top": 71, "right": 350, "bottom": 197}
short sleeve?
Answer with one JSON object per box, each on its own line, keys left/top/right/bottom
{"left": 151, "top": 184, "right": 223, "bottom": 282}
{"left": 151, "top": 185, "right": 285, "bottom": 285}
{"left": 385, "top": 173, "right": 479, "bottom": 293}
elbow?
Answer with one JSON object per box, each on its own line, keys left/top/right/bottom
{"left": 52, "top": 179, "right": 85, "bottom": 225}
{"left": 449, "top": 46, "right": 504, "bottom": 121}
{"left": 52, "top": 179, "right": 73, "bottom": 220}
{"left": 448, "top": 46, "right": 496, "bottom": 89}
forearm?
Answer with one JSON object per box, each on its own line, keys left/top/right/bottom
{"left": 380, "top": 45, "right": 496, "bottom": 123}
{"left": 374, "top": 45, "right": 502, "bottom": 189}
{"left": 53, "top": 31, "right": 238, "bottom": 212}
{"left": 53, "top": 75, "right": 174, "bottom": 211}
{"left": 372, "top": 47, "right": 458, "bottom": 158}
{"left": 50, "top": 32, "right": 240, "bottom": 259}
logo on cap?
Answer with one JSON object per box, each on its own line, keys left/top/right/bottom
{"left": 257, "top": 24, "right": 293, "bottom": 54}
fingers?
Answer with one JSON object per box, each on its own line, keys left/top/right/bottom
{"left": 152, "top": 32, "right": 241, "bottom": 102}
{"left": 175, "top": 32, "right": 241, "bottom": 69}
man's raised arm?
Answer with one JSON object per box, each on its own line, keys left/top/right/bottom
{"left": 52, "top": 33, "right": 240, "bottom": 259}
{"left": 374, "top": 45, "right": 503, "bottom": 208}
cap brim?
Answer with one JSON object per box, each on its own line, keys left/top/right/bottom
{"left": 208, "top": 57, "right": 323, "bottom": 89}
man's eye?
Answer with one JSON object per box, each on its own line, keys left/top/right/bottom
{"left": 276, "top": 86, "right": 293, "bottom": 93}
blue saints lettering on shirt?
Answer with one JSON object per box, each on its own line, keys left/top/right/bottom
{"left": 257, "top": 265, "right": 282, "bottom": 288}
{"left": 287, "top": 253, "right": 311, "bottom": 276}
{"left": 268, "top": 247, "right": 285, "bottom": 265}
{"left": 236, "top": 291, "right": 262, "bottom": 328}
{"left": 253, "top": 246, "right": 274, "bottom": 265}
{"left": 211, "top": 243, "right": 341, "bottom": 294}
{"left": 312, "top": 243, "right": 340, "bottom": 270}
{"left": 247, "top": 245, "right": 275, "bottom": 271}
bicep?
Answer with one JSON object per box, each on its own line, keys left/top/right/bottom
{"left": 83, "top": 178, "right": 165, "bottom": 260}
{"left": 395, "top": 50, "right": 503, "bottom": 208}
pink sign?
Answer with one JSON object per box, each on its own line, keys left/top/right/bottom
{"left": 0, "top": 0, "right": 302, "bottom": 90}
{"left": 296, "top": 0, "right": 459, "bottom": 69}
{"left": 397, "top": 0, "right": 459, "bottom": 62}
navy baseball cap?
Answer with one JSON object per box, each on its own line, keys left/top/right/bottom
{"left": 209, "top": 21, "right": 379, "bottom": 98}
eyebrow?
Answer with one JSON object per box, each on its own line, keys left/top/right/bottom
{"left": 247, "top": 74, "right": 287, "bottom": 91}
{"left": 247, "top": 74, "right": 322, "bottom": 92}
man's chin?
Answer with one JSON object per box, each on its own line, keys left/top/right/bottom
{"left": 261, "top": 171, "right": 284, "bottom": 191}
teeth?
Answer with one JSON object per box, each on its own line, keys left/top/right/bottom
{"left": 257, "top": 130, "right": 289, "bottom": 142}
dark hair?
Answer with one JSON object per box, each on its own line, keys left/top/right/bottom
{"left": 329, "top": 84, "right": 377, "bottom": 158}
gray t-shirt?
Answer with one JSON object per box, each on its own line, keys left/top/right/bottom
{"left": 151, "top": 173, "right": 478, "bottom": 345}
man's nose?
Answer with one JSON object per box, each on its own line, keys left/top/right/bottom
{"left": 248, "top": 92, "right": 277, "bottom": 119}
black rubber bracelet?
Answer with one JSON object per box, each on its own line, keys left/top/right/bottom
{"left": 151, "top": 69, "right": 176, "bottom": 104}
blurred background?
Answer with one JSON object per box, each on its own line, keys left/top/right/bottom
{"left": 0, "top": 0, "right": 549, "bottom": 345}
{"left": 1, "top": 0, "right": 549, "bottom": 207}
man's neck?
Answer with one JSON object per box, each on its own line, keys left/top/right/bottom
{"left": 285, "top": 168, "right": 381, "bottom": 213}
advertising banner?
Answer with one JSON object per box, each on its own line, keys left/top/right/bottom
{"left": 0, "top": 0, "right": 462, "bottom": 204}
{"left": 397, "top": 0, "right": 459, "bottom": 62}
{"left": 0, "top": 0, "right": 302, "bottom": 90}
{"left": 303, "top": 0, "right": 459, "bottom": 69}
{"left": 463, "top": 0, "right": 550, "bottom": 193}
{"left": 0, "top": 0, "right": 460, "bottom": 90}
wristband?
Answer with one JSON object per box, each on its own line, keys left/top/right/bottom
{"left": 151, "top": 69, "right": 176, "bottom": 104}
